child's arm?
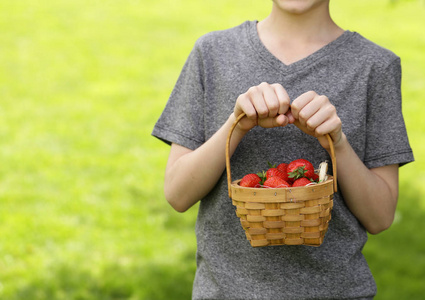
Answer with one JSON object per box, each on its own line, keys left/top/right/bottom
{"left": 164, "top": 83, "right": 291, "bottom": 212}
{"left": 164, "top": 115, "right": 244, "bottom": 212}
{"left": 331, "top": 137, "right": 398, "bottom": 234}
{"left": 290, "top": 91, "right": 398, "bottom": 234}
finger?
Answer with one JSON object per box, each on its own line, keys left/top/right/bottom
{"left": 302, "top": 97, "right": 331, "bottom": 130}
{"left": 258, "top": 115, "right": 289, "bottom": 128}
{"left": 297, "top": 94, "right": 331, "bottom": 130}
{"left": 285, "top": 110, "right": 296, "bottom": 124}
{"left": 290, "top": 91, "right": 317, "bottom": 120}
{"left": 276, "top": 114, "right": 290, "bottom": 127}
{"left": 248, "top": 85, "right": 269, "bottom": 119}
{"left": 303, "top": 101, "right": 334, "bottom": 130}
{"left": 271, "top": 83, "right": 291, "bottom": 115}
{"left": 312, "top": 107, "right": 341, "bottom": 136}
{"left": 315, "top": 118, "right": 341, "bottom": 138}
{"left": 235, "top": 94, "right": 257, "bottom": 120}
{"left": 315, "top": 118, "right": 342, "bottom": 148}
{"left": 261, "top": 83, "right": 280, "bottom": 118}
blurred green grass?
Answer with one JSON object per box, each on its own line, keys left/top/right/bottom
{"left": 0, "top": 0, "right": 424, "bottom": 299}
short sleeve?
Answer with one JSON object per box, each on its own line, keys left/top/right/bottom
{"left": 364, "top": 58, "right": 414, "bottom": 168}
{"left": 151, "top": 41, "right": 205, "bottom": 150}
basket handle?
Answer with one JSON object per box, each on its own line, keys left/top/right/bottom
{"left": 225, "top": 112, "right": 338, "bottom": 198}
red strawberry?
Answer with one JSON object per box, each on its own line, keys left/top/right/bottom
{"left": 277, "top": 163, "right": 288, "bottom": 173}
{"left": 263, "top": 176, "right": 291, "bottom": 188}
{"left": 239, "top": 173, "right": 261, "bottom": 188}
{"left": 310, "top": 173, "right": 319, "bottom": 183}
{"left": 292, "top": 177, "right": 312, "bottom": 187}
{"left": 287, "top": 159, "right": 315, "bottom": 180}
{"left": 266, "top": 167, "right": 286, "bottom": 180}
{"left": 276, "top": 163, "right": 292, "bottom": 183}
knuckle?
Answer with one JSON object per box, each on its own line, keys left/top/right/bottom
{"left": 247, "top": 86, "right": 259, "bottom": 95}
{"left": 334, "top": 116, "right": 342, "bottom": 127}
{"left": 326, "top": 104, "right": 337, "bottom": 115}
{"left": 236, "top": 93, "right": 245, "bottom": 101}
{"left": 271, "top": 82, "right": 285, "bottom": 91}
{"left": 290, "top": 102, "right": 299, "bottom": 113}
{"left": 246, "top": 112, "right": 257, "bottom": 120}
{"left": 268, "top": 101, "right": 279, "bottom": 111}
{"left": 299, "top": 110, "right": 307, "bottom": 120}
{"left": 280, "top": 99, "right": 290, "bottom": 108}
{"left": 307, "top": 90, "right": 317, "bottom": 97}
{"left": 318, "top": 94, "right": 328, "bottom": 100}
{"left": 317, "top": 95, "right": 328, "bottom": 105}
{"left": 237, "top": 95, "right": 250, "bottom": 106}
{"left": 306, "top": 120, "right": 314, "bottom": 129}
{"left": 257, "top": 109, "right": 268, "bottom": 118}
{"left": 315, "top": 128, "right": 324, "bottom": 136}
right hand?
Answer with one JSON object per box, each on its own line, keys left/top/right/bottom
{"left": 234, "top": 82, "right": 292, "bottom": 132}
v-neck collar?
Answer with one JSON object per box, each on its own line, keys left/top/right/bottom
{"left": 246, "top": 20, "right": 354, "bottom": 74}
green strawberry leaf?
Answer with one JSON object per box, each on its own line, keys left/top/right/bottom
{"left": 257, "top": 170, "right": 267, "bottom": 185}
{"left": 267, "top": 161, "right": 276, "bottom": 168}
{"left": 288, "top": 166, "right": 307, "bottom": 180}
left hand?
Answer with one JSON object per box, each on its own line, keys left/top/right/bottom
{"left": 286, "top": 91, "right": 342, "bottom": 149}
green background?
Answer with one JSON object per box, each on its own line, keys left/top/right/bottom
{"left": 0, "top": 0, "right": 424, "bottom": 299}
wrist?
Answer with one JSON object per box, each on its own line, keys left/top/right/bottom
{"left": 332, "top": 132, "right": 349, "bottom": 153}
{"left": 229, "top": 113, "right": 251, "bottom": 138}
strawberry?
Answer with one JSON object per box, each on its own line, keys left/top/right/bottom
{"left": 266, "top": 167, "right": 286, "bottom": 180}
{"left": 263, "top": 176, "right": 291, "bottom": 188}
{"left": 287, "top": 159, "right": 315, "bottom": 180}
{"left": 239, "top": 173, "right": 261, "bottom": 188}
{"left": 276, "top": 162, "right": 292, "bottom": 183}
{"left": 310, "top": 173, "right": 319, "bottom": 183}
{"left": 292, "top": 177, "right": 312, "bottom": 187}
{"left": 276, "top": 163, "right": 288, "bottom": 173}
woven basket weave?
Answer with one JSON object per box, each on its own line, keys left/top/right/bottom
{"left": 226, "top": 113, "right": 337, "bottom": 247}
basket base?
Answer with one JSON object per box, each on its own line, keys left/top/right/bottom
{"left": 245, "top": 228, "right": 327, "bottom": 247}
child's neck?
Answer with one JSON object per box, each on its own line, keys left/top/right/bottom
{"left": 257, "top": 3, "right": 344, "bottom": 65}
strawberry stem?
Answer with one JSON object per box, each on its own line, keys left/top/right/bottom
{"left": 257, "top": 171, "right": 267, "bottom": 185}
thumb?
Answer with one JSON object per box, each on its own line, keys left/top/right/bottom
{"left": 285, "top": 110, "right": 296, "bottom": 124}
{"left": 257, "top": 114, "right": 289, "bottom": 128}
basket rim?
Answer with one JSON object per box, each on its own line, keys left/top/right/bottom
{"left": 230, "top": 176, "right": 334, "bottom": 203}
{"left": 231, "top": 176, "right": 334, "bottom": 190}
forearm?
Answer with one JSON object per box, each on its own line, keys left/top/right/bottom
{"left": 164, "top": 113, "right": 246, "bottom": 212}
{"left": 333, "top": 134, "right": 398, "bottom": 234}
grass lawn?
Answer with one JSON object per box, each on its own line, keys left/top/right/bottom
{"left": 0, "top": 0, "right": 424, "bottom": 299}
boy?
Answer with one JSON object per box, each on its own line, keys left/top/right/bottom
{"left": 152, "top": 1, "right": 414, "bottom": 299}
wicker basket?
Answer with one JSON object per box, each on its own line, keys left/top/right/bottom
{"left": 226, "top": 113, "right": 337, "bottom": 247}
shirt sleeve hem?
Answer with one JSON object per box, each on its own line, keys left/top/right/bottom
{"left": 364, "top": 149, "right": 414, "bottom": 169}
{"left": 151, "top": 125, "right": 204, "bottom": 150}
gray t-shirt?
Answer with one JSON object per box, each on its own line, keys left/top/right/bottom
{"left": 152, "top": 21, "right": 414, "bottom": 300}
